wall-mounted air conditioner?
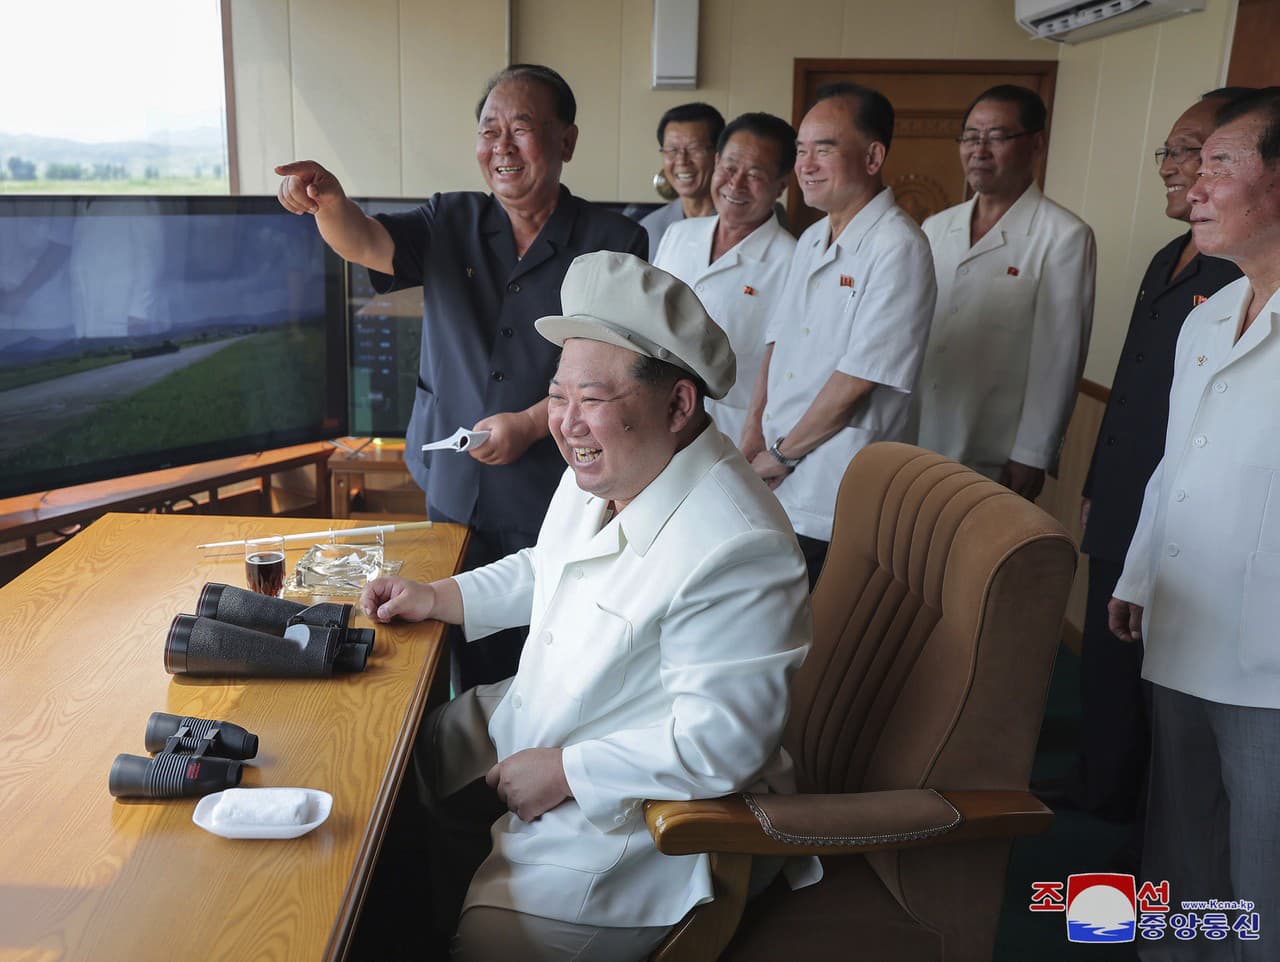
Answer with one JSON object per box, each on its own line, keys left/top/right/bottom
{"left": 1015, "top": 0, "right": 1206, "bottom": 44}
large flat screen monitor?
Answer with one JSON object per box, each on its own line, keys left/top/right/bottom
{"left": 0, "top": 196, "right": 348, "bottom": 499}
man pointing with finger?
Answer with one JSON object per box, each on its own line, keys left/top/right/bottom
{"left": 277, "top": 64, "right": 645, "bottom": 689}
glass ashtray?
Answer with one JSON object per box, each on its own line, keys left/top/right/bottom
{"left": 286, "top": 542, "right": 401, "bottom": 597}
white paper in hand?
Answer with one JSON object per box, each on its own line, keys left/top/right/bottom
{"left": 422, "top": 427, "right": 491, "bottom": 453}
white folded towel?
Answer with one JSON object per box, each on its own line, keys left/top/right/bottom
{"left": 212, "top": 787, "right": 310, "bottom": 827}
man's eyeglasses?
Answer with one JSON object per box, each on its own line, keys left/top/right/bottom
{"left": 659, "top": 145, "right": 713, "bottom": 160}
{"left": 1154, "top": 145, "right": 1202, "bottom": 165}
{"left": 956, "top": 130, "right": 1038, "bottom": 147}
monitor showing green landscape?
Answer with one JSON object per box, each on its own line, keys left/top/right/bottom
{"left": 0, "top": 195, "right": 348, "bottom": 498}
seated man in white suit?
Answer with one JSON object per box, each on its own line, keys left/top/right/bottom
{"left": 913, "top": 84, "right": 1095, "bottom": 500}
{"left": 360, "top": 251, "right": 814, "bottom": 962}
{"left": 653, "top": 111, "right": 798, "bottom": 448}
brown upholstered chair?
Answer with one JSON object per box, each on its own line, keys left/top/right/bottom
{"left": 644, "top": 442, "right": 1077, "bottom": 962}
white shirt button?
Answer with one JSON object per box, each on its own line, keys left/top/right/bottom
{"left": 1193, "top": 435, "right": 1207, "bottom": 448}
{"left": 613, "top": 814, "right": 626, "bottom": 825}
{"left": 1174, "top": 489, "right": 1187, "bottom": 502}
{"left": 958, "top": 266, "right": 969, "bottom": 276}
{"left": 573, "top": 566, "right": 584, "bottom": 580}
{"left": 539, "top": 630, "right": 553, "bottom": 646}
{"left": 1166, "top": 544, "right": 1180, "bottom": 557}
{"left": 1213, "top": 380, "right": 1227, "bottom": 393}
{"left": 764, "top": 413, "right": 771, "bottom": 422}
{"left": 511, "top": 693, "right": 523, "bottom": 709}
{"left": 802, "top": 327, "right": 810, "bottom": 336}
{"left": 786, "top": 371, "right": 794, "bottom": 380}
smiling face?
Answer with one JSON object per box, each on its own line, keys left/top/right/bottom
{"left": 959, "top": 98, "right": 1041, "bottom": 198}
{"left": 1160, "top": 99, "right": 1219, "bottom": 222}
{"left": 660, "top": 120, "right": 717, "bottom": 203}
{"left": 548, "top": 339, "right": 684, "bottom": 511}
{"left": 794, "top": 97, "right": 881, "bottom": 220}
{"left": 1187, "top": 115, "right": 1280, "bottom": 266}
{"left": 475, "top": 79, "right": 577, "bottom": 212}
{"left": 710, "top": 130, "right": 787, "bottom": 232}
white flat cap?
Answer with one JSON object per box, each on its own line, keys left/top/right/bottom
{"left": 534, "top": 251, "right": 736, "bottom": 399}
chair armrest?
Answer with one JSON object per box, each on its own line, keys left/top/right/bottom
{"left": 644, "top": 788, "right": 1052, "bottom": 857}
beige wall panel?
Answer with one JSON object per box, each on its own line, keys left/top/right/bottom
{"left": 1071, "top": 30, "right": 1161, "bottom": 384}
{"left": 1041, "top": 48, "right": 1099, "bottom": 219}
{"left": 841, "top": 0, "right": 958, "bottom": 59}
{"left": 289, "top": 0, "right": 402, "bottom": 196}
{"left": 950, "top": 0, "right": 1059, "bottom": 60}
{"left": 616, "top": 0, "right": 735, "bottom": 205}
{"left": 840, "top": 0, "right": 1052, "bottom": 60}
{"left": 726, "top": 0, "right": 845, "bottom": 122}
{"left": 228, "top": 0, "right": 295, "bottom": 194}
{"left": 516, "top": 0, "right": 624, "bottom": 200}
{"left": 399, "top": 0, "right": 507, "bottom": 196}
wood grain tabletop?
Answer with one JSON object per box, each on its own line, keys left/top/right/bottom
{"left": 0, "top": 513, "right": 467, "bottom": 962}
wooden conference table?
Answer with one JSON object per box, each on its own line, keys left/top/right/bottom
{"left": 0, "top": 513, "right": 468, "bottom": 962}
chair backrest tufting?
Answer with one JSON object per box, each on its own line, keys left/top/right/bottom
{"left": 787, "top": 442, "right": 1076, "bottom": 801}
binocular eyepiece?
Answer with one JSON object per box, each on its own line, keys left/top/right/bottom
{"left": 110, "top": 711, "right": 260, "bottom": 799}
{"left": 164, "top": 583, "right": 375, "bottom": 678}
{"left": 145, "top": 711, "right": 258, "bottom": 759}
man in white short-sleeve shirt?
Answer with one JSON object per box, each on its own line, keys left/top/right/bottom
{"left": 654, "top": 111, "right": 798, "bottom": 445}
{"left": 743, "top": 82, "right": 936, "bottom": 587}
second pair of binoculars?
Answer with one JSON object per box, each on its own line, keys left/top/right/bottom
{"left": 109, "top": 711, "right": 258, "bottom": 799}
{"left": 165, "top": 583, "right": 375, "bottom": 678}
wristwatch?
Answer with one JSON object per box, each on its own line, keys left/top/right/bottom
{"left": 768, "top": 436, "right": 804, "bottom": 469}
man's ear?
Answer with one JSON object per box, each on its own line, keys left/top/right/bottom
{"left": 1030, "top": 130, "right": 1048, "bottom": 164}
{"left": 668, "top": 379, "right": 700, "bottom": 433}
{"left": 866, "top": 141, "right": 887, "bottom": 176}
{"left": 561, "top": 124, "right": 580, "bottom": 163}
{"left": 772, "top": 172, "right": 790, "bottom": 203}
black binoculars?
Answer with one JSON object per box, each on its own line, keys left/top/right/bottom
{"left": 109, "top": 711, "right": 259, "bottom": 799}
{"left": 164, "top": 583, "right": 375, "bottom": 678}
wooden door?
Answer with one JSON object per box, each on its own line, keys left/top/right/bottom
{"left": 789, "top": 59, "right": 1058, "bottom": 234}
{"left": 1226, "top": 0, "right": 1280, "bottom": 88}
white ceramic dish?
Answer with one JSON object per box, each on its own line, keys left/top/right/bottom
{"left": 192, "top": 788, "right": 333, "bottom": 839}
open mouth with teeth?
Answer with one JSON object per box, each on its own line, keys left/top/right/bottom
{"left": 719, "top": 192, "right": 749, "bottom": 206}
{"left": 572, "top": 446, "right": 602, "bottom": 464}
{"left": 495, "top": 165, "right": 523, "bottom": 175}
